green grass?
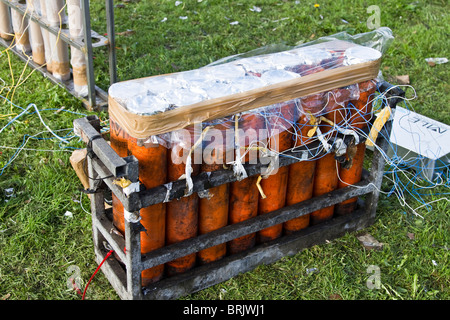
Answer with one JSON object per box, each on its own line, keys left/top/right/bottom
{"left": 0, "top": 0, "right": 449, "bottom": 300}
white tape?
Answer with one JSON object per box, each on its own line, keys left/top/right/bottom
{"left": 232, "top": 158, "right": 248, "bottom": 181}
{"left": 124, "top": 210, "right": 141, "bottom": 223}
{"left": 164, "top": 182, "right": 173, "bottom": 203}
{"left": 123, "top": 182, "right": 139, "bottom": 197}
{"left": 334, "top": 138, "right": 347, "bottom": 157}
{"left": 315, "top": 127, "right": 332, "bottom": 152}
{"left": 335, "top": 127, "right": 360, "bottom": 145}
{"left": 184, "top": 155, "right": 194, "bottom": 196}
{"left": 260, "top": 149, "right": 279, "bottom": 178}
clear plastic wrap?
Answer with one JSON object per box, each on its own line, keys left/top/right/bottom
{"left": 107, "top": 29, "right": 392, "bottom": 186}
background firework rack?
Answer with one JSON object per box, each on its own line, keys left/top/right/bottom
{"left": 0, "top": 0, "right": 117, "bottom": 110}
{"left": 74, "top": 81, "right": 404, "bottom": 300}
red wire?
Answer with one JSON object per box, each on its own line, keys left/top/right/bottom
{"left": 82, "top": 249, "right": 114, "bottom": 300}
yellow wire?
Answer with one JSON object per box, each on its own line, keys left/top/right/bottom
{"left": 1, "top": 2, "right": 67, "bottom": 114}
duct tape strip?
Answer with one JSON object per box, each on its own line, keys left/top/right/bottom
{"left": 108, "top": 59, "right": 381, "bottom": 138}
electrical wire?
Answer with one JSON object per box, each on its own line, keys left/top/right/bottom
{"left": 81, "top": 249, "right": 114, "bottom": 300}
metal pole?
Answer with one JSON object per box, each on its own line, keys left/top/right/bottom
{"left": 105, "top": 0, "right": 117, "bottom": 85}
{"left": 80, "top": 0, "right": 96, "bottom": 110}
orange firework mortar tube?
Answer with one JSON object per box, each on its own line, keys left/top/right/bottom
{"left": 335, "top": 80, "right": 377, "bottom": 215}
{"left": 166, "top": 126, "right": 200, "bottom": 276}
{"left": 197, "top": 121, "right": 230, "bottom": 264}
{"left": 283, "top": 92, "right": 326, "bottom": 234}
{"left": 228, "top": 112, "right": 266, "bottom": 254}
{"left": 128, "top": 136, "right": 167, "bottom": 286}
{"left": 257, "top": 101, "right": 297, "bottom": 243}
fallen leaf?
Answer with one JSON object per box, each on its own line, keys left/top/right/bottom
{"left": 329, "top": 294, "right": 342, "bottom": 300}
{"left": 1, "top": 293, "right": 10, "bottom": 300}
{"left": 356, "top": 232, "right": 384, "bottom": 250}
{"left": 407, "top": 232, "right": 415, "bottom": 240}
{"left": 117, "top": 30, "right": 136, "bottom": 37}
{"left": 395, "top": 75, "right": 410, "bottom": 85}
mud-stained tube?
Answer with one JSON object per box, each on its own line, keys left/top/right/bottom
{"left": 309, "top": 86, "right": 354, "bottom": 225}
{"left": 310, "top": 151, "right": 338, "bottom": 224}
{"left": 228, "top": 113, "right": 265, "bottom": 254}
{"left": 10, "top": 4, "right": 31, "bottom": 53}
{"left": 197, "top": 122, "right": 230, "bottom": 264}
{"left": 166, "top": 126, "right": 199, "bottom": 276}
{"left": 347, "top": 80, "right": 377, "bottom": 129}
{"left": 335, "top": 142, "right": 366, "bottom": 215}
{"left": 257, "top": 102, "right": 297, "bottom": 243}
{"left": 321, "top": 87, "right": 352, "bottom": 138}
{"left": 308, "top": 82, "right": 369, "bottom": 224}
{"left": 26, "top": 0, "right": 45, "bottom": 65}
{"left": 109, "top": 117, "right": 129, "bottom": 235}
{"left": 0, "top": 2, "right": 13, "bottom": 40}
{"left": 128, "top": 136, "right": 167, "bottom": 286}
{"left": 46, "top": 0, "right": 70, "bottom": 81}
{"left": 335, "top": 80, "right": 377, "bottom": 215}
{"left": 284, "top": 93, "right": 325, "bottom": 234}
